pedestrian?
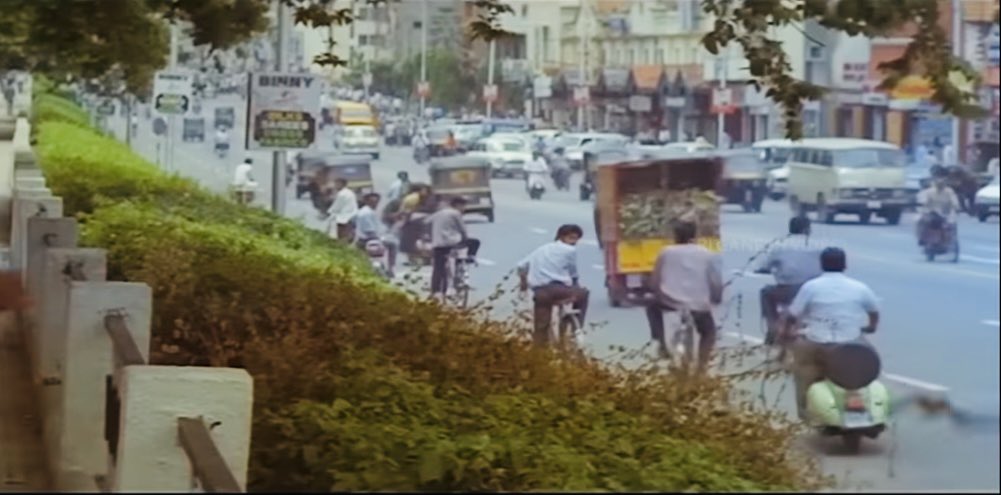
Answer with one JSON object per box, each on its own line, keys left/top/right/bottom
{"left": 231, "top": 158, "right": 258, "bottom": 205}
{"left": 327, "top": 178, "right": 358, "bottom": 243}
{"left": 645, "top": 221, "right": 723, "bottom": 366}
{"left": 387, "top": 171, "right": 410, "bottom": 203}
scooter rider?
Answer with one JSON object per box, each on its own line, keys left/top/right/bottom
{"left": 524, "top": 151, "right": 550, "bottom": 193}
{"left": 549, "top": 147, "right": 571, "bottom": 190}
{"left": 916, "top": 172, "right": 961, "bottom": 247}
{"left": 755, "top": 215, "right": 823, "bottom": 343}
{"left": 783, "top": 247, "right": 880, "bottom": 422}
{"left": 214, "top": 126, "right": 230, "bottom": 156}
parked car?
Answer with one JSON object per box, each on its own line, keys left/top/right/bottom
{"left": 974, "top": 173, "right": 1000, "bottom": 222}
{"left": 467, "top": 136, "right": 534, "bottom": 178}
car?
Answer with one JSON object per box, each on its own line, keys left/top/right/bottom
{"left": 974, "top": 173, "right": 1000, "bottom": 222}
{"left": 336, "top": 125, "right": 381, "bottom": 159}
{"left": 766, "top": 165, "right": 790, "bottom": 200}
{"left": 752, "top": 139, "right": 796, "bottom": 200}
{"left": 557, "top": 133, "right": 630, "bottom": 170}
{"left": 466, "top": 136, "right": 533, "bottom": 178}
{"left": 660, "top": 140, "right": 715, "bottom": 153}
{"left": 450, "top": 124, "right": 485, "bottom": 150}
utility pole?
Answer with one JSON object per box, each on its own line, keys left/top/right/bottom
{"left": 949, "top": 0, "right": 962, "bottom": 165}
{"left": 167, "top": 22, "right": 179, "bottom": 173}
{"left": 419, "top": 0, "right": 429, "bottom": 118}
{"left": 486, "top": 40, "right": 496, "bottom": 118}
{"left": 576, "top": 0, "right": 585, "bottom": 130}
{"left": 715, "top": 46, "right": 728, "bottom": 148}
{"left": 271, "top": 0, "right": 288, "bottom": 215}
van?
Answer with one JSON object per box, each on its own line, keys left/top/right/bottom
{"left": 786, "top": 138, "right": 911, "bottom": 225}
{"left": 333, "top": 101, "right": 378, "bottom": 127}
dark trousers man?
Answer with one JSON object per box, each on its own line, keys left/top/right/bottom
{"left": 531, "top": 282, "right": 590, "bottom": 346}
{"left": 430, "top": 238, "right": 481, "bottom": 295}
{"left": 646, "top": 301, "right": 716, "bottom": 366}
{"left": 760, "top": 284, "right": 803, "bottom": 321}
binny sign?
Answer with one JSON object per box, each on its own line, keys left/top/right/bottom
{"left": 245, "top": 72, "right": 322, "bottom": 151}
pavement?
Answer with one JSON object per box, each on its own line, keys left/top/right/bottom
{"left": 105, "top": 96, "right": 1000, "bottom": 492}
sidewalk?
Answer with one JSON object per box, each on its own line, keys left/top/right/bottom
{"left": 0, "top": 310, "right": 49, "bottom": 492}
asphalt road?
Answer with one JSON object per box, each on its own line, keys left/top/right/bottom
{"left": 106, "top": 97, "right": 1000, "bottom": 492}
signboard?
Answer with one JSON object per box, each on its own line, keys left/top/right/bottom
{"left": 152, "top": 117, "right": 168, "bottom": 136}
{"left": 532, "top": 76, "right": 552, "bottom": 99}
{"left": 417, "top": 81, "right": 431, "bottom": 98}
{"left": 711, "top": 88, "right": 736, "bottom": 114}
{"left": 628, "top": 95, "right": 652, "bottom": 112}
{"left": 890, "top": 75, "right": 934, "bottom": 101}
{"left": 861, "top": 80, "right": 888, "bottom": 106}
{"left": 152, "top": 71, "right": 193, "bottom": 115}
{"left": 663, "top": 96, "right": 686, "bottom": 108}
{"left": 483, "top": 84, "right": 498, "bottom": 103}
{"left": 573, "top": 86, "right": 590, "bottom": 106}
{"left": 245, "top": 72, "right": 322, "bottom": 151}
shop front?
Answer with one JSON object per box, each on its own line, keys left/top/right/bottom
{"left": 595, "top": 68, "right": 632, "bottom": 133}
{"left": 628, "top": 65, "right": 666, "bottom": 137}
{"left": 551, "top": 68, "right": 587, "bottom": 128}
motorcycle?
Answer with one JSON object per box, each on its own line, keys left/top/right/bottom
{"left": 526, "top": 172, "right": 547, "bottom": 200}
{"left": 413, "top": 145, "right": 430, "bottom": 164}
{"left": 361, "top": 238, "right": 391, "bottom": 280}
{"left": 551, "top": 168, "right": 571, "bottom": 191}
{"left": 805, "top": 329, "right": 890, "bottom": 454}
{"left": 920, "top": 212, "right": 959, "bottom": 262}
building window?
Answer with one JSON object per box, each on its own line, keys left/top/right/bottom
{"left": 357, "top": 7, "right": 369, "bottom": 21}
{"left": 521, "top": 4, "right": 528, "bottom": 17}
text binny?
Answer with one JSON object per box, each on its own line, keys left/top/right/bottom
{"left": 258, "top": 75, "right": 315, "bottom": 88}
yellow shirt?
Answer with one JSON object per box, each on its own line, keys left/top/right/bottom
{"left": 401, "top": 192, "right": 421, "bottom": 213}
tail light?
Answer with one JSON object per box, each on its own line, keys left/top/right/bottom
{"left": 845, "top": 392, "right": 866, "bottom": 411}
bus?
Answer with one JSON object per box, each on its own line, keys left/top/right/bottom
{"left": 333, "top": 100, "right": 378, "bottom": 127}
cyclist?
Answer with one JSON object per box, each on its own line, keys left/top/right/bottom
{"left": 427, "top": 197, "right": 481, "bottom": 301}
{"left": 517, "top": 224, "right": 590, "bottom": 346}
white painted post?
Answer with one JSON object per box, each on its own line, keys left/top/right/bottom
{"left": 0, "top": 117, "right": 16, "bottom": 245}
{"left": 111, "top": 366, "right": 254, "bottom": 492}
{"left": 10, "top": 195, "right": 61, "bottom": 277}
{"left": 35, "top": 248, "right": 107, "bottom": 481}
{"left": 58, "top": 281, "right": 152, "bottom": 491}
{"left": 22, "top": 217, "right": 79, "bottom": 362}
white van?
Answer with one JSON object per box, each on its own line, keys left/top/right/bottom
{"left": 786, "top": 138, "right": 911, "bottom": 225}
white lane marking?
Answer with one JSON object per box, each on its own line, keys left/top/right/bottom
{"left": 729, "top": 269, "right": 772, "bottom": 280}
{"left": 529, "top": 227, "right": 547, "bottom": 234}
{"left": 592, "top": 263, "right": 604, "bottom": 270}
{"left": 475, "top": 258, "right": 497, "bottom": 267}
{"left": 961, "top": 254, "right": 1001, "bottom": 265}
{"left": 983, "top": 319, "right": 1000, "bottom": 327}
{"left": 720, "top": 331, "right": 949, "bottom": 392}
{"left": 581, "top": 239, "right": 599, "bottom": 246}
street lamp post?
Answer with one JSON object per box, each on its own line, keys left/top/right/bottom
{"left": 419, "top": 0, "right": 428, "bottom": 117}
{"left": 486, "top": 40, "right": 496, "bottom": 118}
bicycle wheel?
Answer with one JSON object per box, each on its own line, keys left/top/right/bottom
{"left": 558, "top": 313, "right": 581, "bottom": 347}
{"left": 452, "top": 263, "right": 470, "bottom": 308}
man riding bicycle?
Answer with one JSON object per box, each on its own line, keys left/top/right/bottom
{"left": 916, "top": 172, "right": 961, "bottom": 247}
{"left": 755, "top": 215, "right": 823, "bottom": 344}
{"left": 517, "top": 224, "right": 590, "bottom": 346}
{"left": 427, "top": 196, "right": 481, "bottom": 301}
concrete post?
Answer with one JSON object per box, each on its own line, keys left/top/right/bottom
{"left": 111, "top": 366, "right": 254, "bottom": 492}
{"left": 10, "top": 195, "right": 62, "bottom": 273}
{"left": 23, "top": 218, "right": 79, "bottom": 346}
{"left": 57, "top": 281, "right": 152, "bottom": 491}
{"left": 35, "top": 248, "right": 107, "bottom": 478}
{"left": 0, "top": 117, "right": 15, "bottom": 245}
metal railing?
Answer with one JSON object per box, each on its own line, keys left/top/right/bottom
{"left": 177, "top": 417, "right": 242, "bottom": 493}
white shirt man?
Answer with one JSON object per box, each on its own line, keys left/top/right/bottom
{"left": 524, "top": 155, "right": 550, "bottom": 189}
{"left": 328, "top": 183, "right": 359, "bottom": 228}
{"left": 232, "top": 160, "right": 257, "bottom": 191}
{"left": 215, "top": 128, "right": 230, "bottom": 145}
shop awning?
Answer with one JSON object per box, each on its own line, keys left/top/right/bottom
{"left": 559, "top": 68, "right": 586, "bottom": 89}
{"left": 598, "top": 68, "right": 631, "bottom": 95}
{"left": 631, "top": 65, "right": 665, "bottom": 93}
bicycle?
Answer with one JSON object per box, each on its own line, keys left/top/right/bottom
{"left": 445, "top": 247, "right": 472, "bottom": 308}
{"left": 554, "top": 299, "right": 582, "bottom": 349}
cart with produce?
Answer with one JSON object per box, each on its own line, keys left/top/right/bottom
{"left": 594, "top": 152, "right": 723, "bottom": 307}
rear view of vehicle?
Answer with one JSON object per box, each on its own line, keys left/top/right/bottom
{"left": 974, "top": 173, "right": 999, "bottom": 222}
{"left": 787, "top": 138, "right": 913, "bottom": 225}
{"left": 719, "top": 150, "right": 769, "bottom": 212}
{"left": 468, "top": 137, "right": 532, "bottom": 178}
{"left": 338, "top": 125, "right": 381, "bottom": 159}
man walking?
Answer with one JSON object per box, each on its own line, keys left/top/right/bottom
{"left": 327, "top": 178, "right": 358, "bottom": 243}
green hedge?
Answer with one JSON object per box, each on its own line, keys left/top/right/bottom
{"left": 35, "top": 93, "right": 827, "bottom": 491}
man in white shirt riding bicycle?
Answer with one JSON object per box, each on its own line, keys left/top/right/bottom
{"left": 517, "top": 224, "right": 590, "bottom": 346}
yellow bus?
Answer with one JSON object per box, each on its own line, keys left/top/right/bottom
{"left": 333, "top": 100, "right": 378, "bottom": 127}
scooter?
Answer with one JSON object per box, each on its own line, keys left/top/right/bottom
{"left": 551, "top": 168, "right": 571, "bottom": 191}
{"left": 362, "top": 238, "right": 391, "bottom": 280}
{"left": 805, "top": 330, "right": 890, "bottom": 454}
{"left": 527, "top": 173, "right": 546, "bottom": 200}
{"left": 920, "top": 212, "right": 959, "bottom": 262}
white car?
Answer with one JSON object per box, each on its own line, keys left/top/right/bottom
{"left": 660, "top": 141, "right": 715, "bottom": 153}
{"left": 974, "top": 173, "right": 1000, "bottom": 222}
{"left": 336, "top": 125, "right": 381, "bottom": 158}
{"left": 766, "top": 165, "right": 790, "bottom": 200}
{"left": 467, "top": 137, "right": 533, "bottom": 178}
{"left": 557, "top": 133, "right": 630, "bottom": 169}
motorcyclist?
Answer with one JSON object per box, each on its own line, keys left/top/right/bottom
{"left": 916, "top": 172, "right": 961, "bottom": 247}
{"left": 754, "top": 216, "right": 823, "bottom": 344}
{"left": 549, "top": 147, "right": 571, "bottom": 190}
{"left": 524, "top": 151, "right": 550, "bottom": 193}
{"left": 412, "top": 130, "right": 429, "bottom": 163}
{"left": 783, "top": 247, "right": 880, "bottom": 422}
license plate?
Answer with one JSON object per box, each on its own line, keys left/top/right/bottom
{"left": 842, "top": 411, "right": 873, "bottom": 428}
{"left": 626, "top": 275, "right": 643, "bottom": 288}
{"left": 866, "top": 200, "right": 882, "bottom": 209}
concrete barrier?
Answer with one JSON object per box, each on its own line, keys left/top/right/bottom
{"left": 6, "top": 98, "right": 254, "bottom": 492}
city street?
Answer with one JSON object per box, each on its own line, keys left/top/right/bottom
{"left": 107, "top": 98, "right": 999, "bottom": 491}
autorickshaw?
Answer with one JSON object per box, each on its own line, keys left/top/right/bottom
{"left": 327, "top": 154, "right": 375, "bottom": 197}
{"left": 580, "top": 147, "right": 634, "bottom": 201}
{"left": 295, "top": 150, "right": 341, "bottom": 199}
{"left": 182, "top": 118, "right": 205, "bottom": 142}
{"left": 718, "top": 149, "right": 769, "bottom": 212}
{"left": 428, "top": 156, "right": 495, "bottom": 222}
{"left": 594, "top": 151, "right": 723, "bottom": 307}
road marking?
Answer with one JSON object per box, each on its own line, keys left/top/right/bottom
{"left": 592, "top": 263, "right": 604, "bottom": 270}
{"left": 476, "top": 258, "right": 497, "bottom": 267}
{"left": 581, "top": 239, "right": 599, "bottom": 246}
{"left": 729, "top": 269, "right": 772, "bottom": 280}
{"left": 529, "top": 227, "right": 547, "bottom": 234}
{"left": 983, "top": 319, "right": 1000, "bottom": 327}
{"left": 720, "top": 332, "right": 950, "bottom": 392}
{"left": 961, "top": 254, "right": 1001, "bottom": 265}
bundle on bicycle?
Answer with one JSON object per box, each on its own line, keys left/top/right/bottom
{"left": 594, "top": 150, "right": 723, "bottom": 307}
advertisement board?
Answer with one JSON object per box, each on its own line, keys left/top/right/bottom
{"left": 152, "top": 71, "right": 193, "bottom": 116}
{"left": 245, "top": 72, "right": 322, "bottom": 151}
